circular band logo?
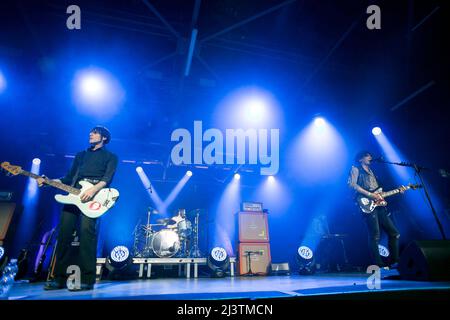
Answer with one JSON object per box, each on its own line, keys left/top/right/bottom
{"left": 111, "top": 246, "right": 129, "bottom": 262}
{"left": 298, "top": 246, "right": 313, "bottom": 259}
{"left": 211, "top": 247, "right": 227, "bottom": 262}
{"left": 378, "top": 244, "right": 390, "bottom": 257}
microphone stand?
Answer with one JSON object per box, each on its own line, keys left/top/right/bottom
{"left": 376, "top": 159, "right": 447, "bottom": 240}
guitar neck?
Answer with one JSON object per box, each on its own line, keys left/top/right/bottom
{"left": 381, "top": 186, "right": 409, "bottom": 198}
{"left": 20, "top": 170, "right": 81, "bottom": 195}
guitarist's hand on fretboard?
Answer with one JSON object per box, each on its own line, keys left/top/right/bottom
{"left": 369, "top": 193, "right": 384, "bottom": 201}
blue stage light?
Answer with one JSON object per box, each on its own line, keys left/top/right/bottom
{"left": 288, "top": 117, "right": 348, "bottom": 184}
{"left": 135, "top": 166, "right": 143, "bottom": 173}
{"left": 267, "top": 175, "right": 275, "bottom": 183}
{"left": 80, "top": 73, "right": 107, "bottom": 99}
{"left": 244, "top": 97, "right": 267, "bottom": 123}
{"left": 214, "top": 86, "right": 283, "bottom": 129}
{"left": 372, "top": 127, "right": 382, "bottom": 136}
{"left": 0, "top": 71, "right": 6, "bottom": 93}
{"left": 109, "top": 246, "right": 130, "bottom": 268}
{"left": 234, "top": 173, "right": 240, "bottom": 180}
{"left": 207, "top": 247, "right": 230, "bottom": 277}
{"left": 162, "top": 172, "right": 192, "bottom": 210}
{"left": 72, "top": 67, "right": 124, "bottom": 119}
{"left": 297, "top": 245, "right": 316, "bottom": 275}
{"left": 32, "top": 158, "right": 41, "bottom": 165}
{"left": 313, "top": 117, "right": 326, "bottom": 127}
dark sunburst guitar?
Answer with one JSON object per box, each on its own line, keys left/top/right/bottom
{"left": 356, "top": 183, "right": 422, "bottom": 214}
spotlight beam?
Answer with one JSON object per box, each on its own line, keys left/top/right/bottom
{"left": 162, "top": 173, "right": 192, "bottom": 211}
{"left": 390, "top": 81, "right": 435, "bottom": 111}
{"left": 184, "top": 28, "right": 198, "bottom": 77}
{"left": 136, "top": 167, "right": 165, "bottom": 214}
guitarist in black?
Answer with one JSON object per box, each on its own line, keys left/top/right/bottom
{"left": 37, "top": 126, "right": 118, "bottom": 291}
{"left": 348, "top": 151, "right": 400, "bottom": 269}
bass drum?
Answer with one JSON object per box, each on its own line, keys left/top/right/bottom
{"left": 151, "top": 229, "right": 180, "bottom": 258}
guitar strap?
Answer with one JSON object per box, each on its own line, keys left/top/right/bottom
{"left": 70, "top": 151, "right": 86, "bottom": 187}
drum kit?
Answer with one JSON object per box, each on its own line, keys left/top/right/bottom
{"left": 133, "top": 207, "right": 203, "bottom": 258}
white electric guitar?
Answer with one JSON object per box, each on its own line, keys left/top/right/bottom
{"left": 1, "top": 162, "right": 119, "bottom": 218}
{"left": 356, "top": 183, "right": 422, "bottom": 214}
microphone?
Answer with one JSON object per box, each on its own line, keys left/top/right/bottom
{"left": 371, "top": 156, "right": 384, "bottom": 162}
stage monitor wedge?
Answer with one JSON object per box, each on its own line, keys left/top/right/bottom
{"left": 398, "top": 240, "right": 450, "bottom": 281}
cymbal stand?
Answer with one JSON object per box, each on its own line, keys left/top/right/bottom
{"left": 143, "top": 207, "right": 154, "bottom": 256}
{"left": 189, "top": 210, "right": 202, "bottom": 258}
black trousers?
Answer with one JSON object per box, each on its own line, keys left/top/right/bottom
{"left": 363, "top": 207, "right": 400, "bottom": 267}
{"left": 53, "top": 204, "right": 99, "bottom": 285}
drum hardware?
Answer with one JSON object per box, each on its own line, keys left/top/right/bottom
{"left": 133, "top": 207, "right": 203, "bottom": 258}
{"left": 189, "top": 209, "right": 203, "bottom": 258}
{"left": 133, "top": 207, "right": 158, "bottom": 257}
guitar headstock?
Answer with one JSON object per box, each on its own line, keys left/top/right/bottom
{"left": 1, "top": 162, "right": 23, "bottom": 176}
{"left": 407, "top": 183, "right": 423, "bottom": 190}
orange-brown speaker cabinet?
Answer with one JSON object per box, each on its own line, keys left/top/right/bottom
{"left": 0, "top": 203, "right": 16, "bottom": 245}
{"left": 238, "top": 212, "right": 269, "bottom": 242}
{"left": 238, "top": 243, "right": 271, "bottom": 275}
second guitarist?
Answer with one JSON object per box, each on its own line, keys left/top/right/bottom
{"left": 38, "top": 126, "right": 118, "bottom": 291}
{"left": 348, "top": 151, "right": 401, "bottom": 269}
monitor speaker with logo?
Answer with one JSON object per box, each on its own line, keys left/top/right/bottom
{"left": 237, "top": 212, "right": 269, "bottom": 242}
{"left": 398, "top": 240, "right": 450, "bottom": 281}
{"left": 237, "top": 243, "right": 271, "bottom": 275}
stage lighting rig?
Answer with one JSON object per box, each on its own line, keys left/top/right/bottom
{"left": 296, "top": 245, "right": 316, "bottom": 275}
{"left": 207, "top": 247, "right": 230, "bottom": 278}
{"left": 105, "top": 245, "right": 134, "bottom": 280}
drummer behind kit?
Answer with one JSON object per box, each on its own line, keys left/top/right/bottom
{"left": 133, "top": 208, "right": 203, "bottom": 259}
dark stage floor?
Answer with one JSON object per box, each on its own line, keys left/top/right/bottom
{"left": 6, "top": 271, "right": 450, "bottom": 300}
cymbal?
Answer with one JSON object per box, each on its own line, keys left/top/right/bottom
{"left": 156, "top": 218, "right": 170, "bottom": 224}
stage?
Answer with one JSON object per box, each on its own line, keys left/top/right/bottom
{"left": 6, "top": 272, "right": 450, "bottom": 300}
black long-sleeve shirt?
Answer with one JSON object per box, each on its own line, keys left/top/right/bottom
{"left": 60, "top": 146, "right": 118, "bottom": 186}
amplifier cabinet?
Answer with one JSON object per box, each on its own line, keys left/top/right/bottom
{"left": 237, "top": 243, "right": 271, "bottom": 276}
{"left": 237, "top": 212, "right": 269, "bottom": 242}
